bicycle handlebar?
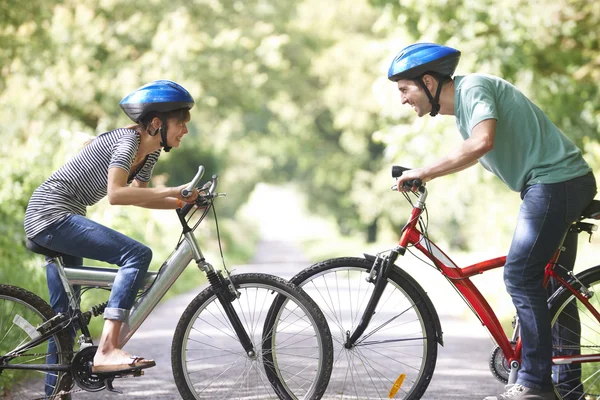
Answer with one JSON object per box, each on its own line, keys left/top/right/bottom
{"left": 391, "top": 165, "right": 424, "bottom": 191}
{"left": 182, "top": 166, "right": 205, "bottom": 198}
{"left": 179, "top": 170, "right": 220, "bottom": 217}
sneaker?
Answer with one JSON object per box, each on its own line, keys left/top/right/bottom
{"left": 484, "top": 384, "right": 556, "bottom": 400}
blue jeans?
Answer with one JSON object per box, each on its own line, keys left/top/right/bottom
{"left": 31, "top": 214, "right": 152, "bottom": 395}
{"left": 504, "top": 172, "right": 596, "bottom": 391}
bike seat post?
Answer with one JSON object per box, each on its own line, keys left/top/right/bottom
{"left": 50, "top": 256, "right": 79, "bottom": 312}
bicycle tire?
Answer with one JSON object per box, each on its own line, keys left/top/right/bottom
{"left": 0, "top": 284, "right": 72, "bottom": 399}
{"left": 286, "top": 257, "right": 439, "bottom": 400}
{"left": 549, "top": 265, "right": 600, "bottom": 400}
{"left": 171, "top": 273, "right": 333, "bottom": 400}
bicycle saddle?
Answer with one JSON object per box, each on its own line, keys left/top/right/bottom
{"left": 25, "top": 238, "right": 64, "bottom": 258}
{"left": 581, "top": 200, "right": 600, "bottom": 220}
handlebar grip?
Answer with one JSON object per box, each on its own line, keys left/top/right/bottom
{"left": 182, "top": 166, "right": 205, "bottom": 198}
{"left": 402, "top": 178, "right": 423, "bottom": 189}
{"left": 392, "top": 165, "right": 410, "bottom": 178}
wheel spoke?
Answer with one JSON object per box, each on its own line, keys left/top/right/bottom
{"left": 294, "top": 258, "right": 435, "bottom": 399}
{"left": 550, "top": 270, "right": 600, "bottom": 400}
{"left": 0, "top": 286, "right": 71, "bottom": 399}
{"left": 174, "top": 275, "right": 331, "bottom": 399}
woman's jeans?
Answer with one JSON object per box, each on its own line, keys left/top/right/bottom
{"left": 30, "top": 214, "right": 152, "bottom": 395}
{"left": 504, "top": 172, "right": 596, "bottom": 391}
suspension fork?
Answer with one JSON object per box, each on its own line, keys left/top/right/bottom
{"left": 207, "top": 270, "right": 257, "bottom": 358}
{"left": 345, "top": 250, "right": 400, "bottom": 348}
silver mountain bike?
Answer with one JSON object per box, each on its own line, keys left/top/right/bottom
{"left": 0, "top": 166, "right": 333, "bottom": 400}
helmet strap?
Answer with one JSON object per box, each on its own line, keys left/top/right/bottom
{"left": 159, "top": 118, "right": 172, "bottom": 152}
{"left": 416, "top": 75, "right": 446, "bottom": 117}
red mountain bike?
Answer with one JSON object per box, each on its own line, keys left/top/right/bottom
{"left": 285, "top": 166, "right": 600, "bottom": 400}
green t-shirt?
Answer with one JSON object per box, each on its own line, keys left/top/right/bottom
{"left": 454, "top": 74, "right": 590, "bottom": 192}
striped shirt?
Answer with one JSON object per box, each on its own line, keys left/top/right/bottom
{"left": 24, "top": 128, "right": 161, "bottom": 239}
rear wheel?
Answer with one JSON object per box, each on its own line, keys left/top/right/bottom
{"left": 0, "top": 284, "right": 72, "bottom": 399}
{"left": 549, "top": 266, "right": 600, "bottom": 400}
{"left": 288, "top": 257, "right": 439, "bottom": 399}
{"left": 171, "top": 273, "right": 333, "bottom": 400}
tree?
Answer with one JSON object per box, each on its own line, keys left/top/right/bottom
{"left": 369, "top": 0, "right": 600, "bottom": 146}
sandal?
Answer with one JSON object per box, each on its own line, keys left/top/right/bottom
{"left": 92, "top": 355, "right": 156, "bottom": 374}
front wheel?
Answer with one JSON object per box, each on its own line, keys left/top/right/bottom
{"left": 0, "top": 284, "right": 72, "bottom": 399}
{"left": 287, "top": 257, "right": 439, "bottom": 400}
{"left": 171, "top": 273, "right": 333, "bottom": 400}
{"left": 549, "top": 265, "right": 600, "bottom": 400}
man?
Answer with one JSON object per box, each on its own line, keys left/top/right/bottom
{"left": 388, "top": 43, "right": 596, "bottom": 400}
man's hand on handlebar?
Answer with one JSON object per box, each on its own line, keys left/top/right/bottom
{"left": 396, "top": 168, "right": 427, "bottom": 192}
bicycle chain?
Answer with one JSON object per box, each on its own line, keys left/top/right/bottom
{"left": 16, "top": 352, "right": 84, "bottom": 400}
{"left": 32, "top": 388, "right": 85, "bottom": 400}
{"left": 14, "top": 352, "right": 72, "bottom": 358}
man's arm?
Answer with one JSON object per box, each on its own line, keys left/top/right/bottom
{"left": 397, "top": 118, "right": 496, "bottom": 189}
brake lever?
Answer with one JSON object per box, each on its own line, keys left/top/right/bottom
{"left": 199, "top": 181, "right": 212, "bottom": 191}
{"left": 195, "top": 192, "right": 227, "bottom": 207}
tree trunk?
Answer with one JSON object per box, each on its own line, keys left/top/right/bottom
{"left": 366, "top": 218, "right": 378, "bottom": 243}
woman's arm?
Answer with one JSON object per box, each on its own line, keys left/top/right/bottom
{"left": 107, "top": 167, "right": 196, "bottom": 206}
{"left": 130, "top": 180, "right": 181, "bottom": 209}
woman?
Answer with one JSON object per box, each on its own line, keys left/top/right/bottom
{"left": 24, "top": 80, "right": 199, "bottom": 388}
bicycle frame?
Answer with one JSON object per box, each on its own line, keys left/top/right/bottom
{"left": 401, "top": 188, "right": 600, "bottom": 368}
{"left": 0, "top": 232, "right": 203, "bottom": 375}
{"left": 54, "top": 230, "right": 201, "bottom": 347}
{"left": 347, "top": 186, "right": 600, "bottom": 374}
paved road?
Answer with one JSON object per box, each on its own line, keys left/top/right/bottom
{"left": 73, "top": 240, "right": 505, "bottom": 399}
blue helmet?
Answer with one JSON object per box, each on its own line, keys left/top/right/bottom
{"left": 388, "top": 43, "right": 460, "bottom": 82}
{"left": 120, "top": 80, "right": 194, "bottom": 123}
{"left": 388, "top": 43, "right": 460, "bottom": 116}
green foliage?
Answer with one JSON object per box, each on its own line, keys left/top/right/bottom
{"left": 369, "top": 0, "right": 600, "bottom": 147}
{"left": 1, "top": 0, "right": 598, "bottom": 308}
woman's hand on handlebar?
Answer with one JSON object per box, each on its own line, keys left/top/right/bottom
{"left": 174, "top": 183, "right": 199, "bottom": 203}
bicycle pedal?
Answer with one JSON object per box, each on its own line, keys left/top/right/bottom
{"left": 112, "top": 369, "right": 145, "bottom": 378}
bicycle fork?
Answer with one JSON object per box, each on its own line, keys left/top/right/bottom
{"left": 345, "top": 250, "right": 399, "bottom": 348}
{"left": 206, "top": 270, "right": 257, "bottom": 358}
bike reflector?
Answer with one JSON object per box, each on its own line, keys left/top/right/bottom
{"left": 388, "top": 373, "right": 406, "bottom": 398}
{"left": 13, "top": 314, "right": 41, "bottom": 340}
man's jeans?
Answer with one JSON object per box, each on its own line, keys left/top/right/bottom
{"left": 504, "top": 172, "right": 596, "bottom": 391}
{"left": 31, "top": 214, "right": 152, "bottom": 396}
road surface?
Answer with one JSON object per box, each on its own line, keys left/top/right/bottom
{"left": 73, "top": 239, "right": 506, "bottom": 399}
